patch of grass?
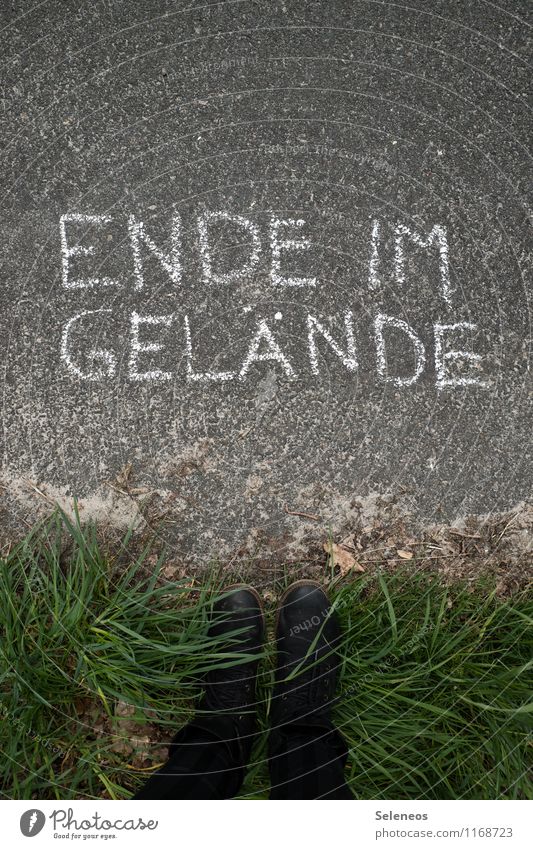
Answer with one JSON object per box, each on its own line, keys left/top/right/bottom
{"left": 0, "top": 512, "right": 531, "bottom": 799}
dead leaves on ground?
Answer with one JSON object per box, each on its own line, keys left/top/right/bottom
{"left": 323, "top": 540, "right": 365, "bottom": 577}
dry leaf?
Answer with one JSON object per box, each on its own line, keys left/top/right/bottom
{"left": 397, "top": 549, "right": 414, "bottom": 560}
{"left": 339, "top": 534, "right": 356, "bottom": 550}
{"left": 114, "top": 461, "right": 133, "bottom": 489}
{"left": 115, "top": 699, "right": 135, "bottom": 718}
{"left": 111, "top": 700, "right": 154, "bottom": 759}
{"left": 324, "top": 541, "right": 365, "bottom": 576}
{"left": 162, "top": 564, "right": 180, "bottom": 581}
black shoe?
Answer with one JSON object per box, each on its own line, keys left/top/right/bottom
{"left": 199, "top": 585, "right": 265, "bottom": 718}
{"left": 270, "top": 581, "right": 342, "bottom": 728}
{"left": 166, "top": 586, "right": 265, "bottom": 773}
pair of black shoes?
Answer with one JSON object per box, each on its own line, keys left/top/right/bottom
{"left": 194, "top": 581, "right": 342, "bottom": 760}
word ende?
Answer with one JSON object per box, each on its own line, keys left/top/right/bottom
{"left": 59, "top": 211, "right": 487, "bottom": 389}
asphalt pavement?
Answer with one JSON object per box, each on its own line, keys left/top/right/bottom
{"left": 0, "top": 1, "right": 531, "bottom": 563}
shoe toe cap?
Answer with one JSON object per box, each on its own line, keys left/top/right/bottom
{"left": 278, "top": 582, "right": 337, "bottom": 633}
{"left": 216, "top": 587, "right": 263, "bottom": 615}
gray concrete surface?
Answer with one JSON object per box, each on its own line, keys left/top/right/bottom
{"left": 0, "top": 0, "right": 531, "bottom": 563}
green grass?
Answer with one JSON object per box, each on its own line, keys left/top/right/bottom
{"left": 0, "top": 511, "right": 531, "bottom": 800}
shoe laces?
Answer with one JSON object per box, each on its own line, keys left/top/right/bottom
{"left": 203, "top": 659, "right": 257, "bottom": 712}
{"left": 278, "top": 645, "right": 337, "bottom": 712}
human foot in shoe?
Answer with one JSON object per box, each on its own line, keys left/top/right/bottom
{"left": 270, "top": 581, "right": 342, "bottom": 728}
{"left": 199, "top": 585, "right": 265, "bottom": 719}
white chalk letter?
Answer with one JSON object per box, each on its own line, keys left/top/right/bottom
{"left": 198, "top": 211, "right": 261, "bottom": 285}
{"left": 270, "top": 217, "right": 317, "bottom": 288}
{"left": 128, "top": 212, "right": 182, "bottom": 290}
{"left": 60, "top": 310, "right": 116, "bottom": 380}
{"left": 368, "top": 219, "right": 381, "bottom": 290}
{"left": 129, "top": 311, "right": 173, "bottom": 381}
{"left": 60, "top": 213, "right": 117, "bottom": 289}
{"left": 434, "top": 322, "right": 486, "bottom": 388}
{"left": 307, "top": 312, "right": 358, "bottom": 375}
{"left": 394, "top": 223, "right": 451, "bottom": 306}
{"left": 240, "top": 319, "right": 295, "bottom": 380}
{"left": 374, "top": 313, "right": 426, "bottom": 386}
{"left": 184, "top": 315, "right": 235, "bottom": 383}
